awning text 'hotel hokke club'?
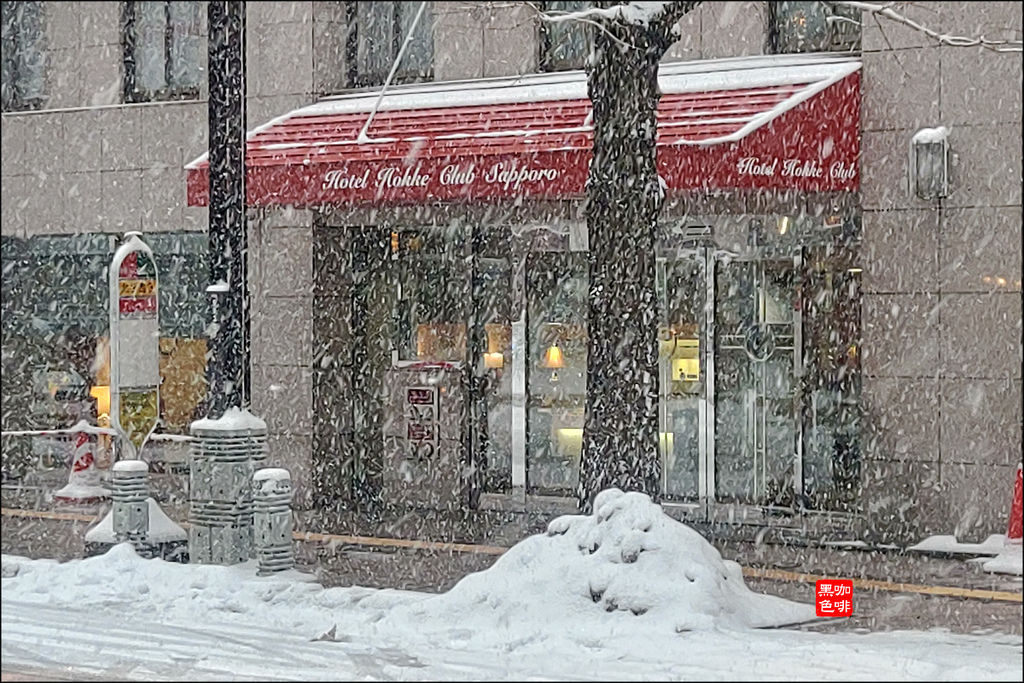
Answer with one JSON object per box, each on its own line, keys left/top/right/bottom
{"left": 185, "top": 54, "right": 861, "bottom": 207}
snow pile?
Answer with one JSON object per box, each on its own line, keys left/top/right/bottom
{"left": 393, "top": 489, "right": 814, "bottom": 636}
{"left": 2, "top": 543, "right": 396, "bottom": 626}
{"left": 980, "top": 546, "right": 1023, "bottom": 576}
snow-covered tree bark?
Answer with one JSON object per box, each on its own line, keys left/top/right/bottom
{"left": 572, "top": 1, "right": 700, "bottom": 511}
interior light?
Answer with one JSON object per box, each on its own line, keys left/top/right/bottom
{"left": 544, "top": 344, "right": 565, "bottom": 370}
{"left": 777, "top": 216, "right": 791, "bottom": 235}
{"left": 484, "top": 352, "right": 504, "bottom": 369}
{"left": 90, "top": 385, "right": 111, "bottom": 416}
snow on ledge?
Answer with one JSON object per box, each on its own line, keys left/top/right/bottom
{"left": 253, "top": 468, "right": 291, "bottom": 482}
{"left": 912, "top": 126, "right": 950, "bottom": 144}
{"left": 906, "top": 534, "right": 1008, "bottom": 556}
{"left": 190, "top": 407, "right": 268, "bottom": 433}
{"left": 112, "top": 459, "right": 149, "bottom": 473}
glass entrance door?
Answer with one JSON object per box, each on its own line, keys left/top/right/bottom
{"left": 712, "top": 256, "right": 800, "bottom": 508}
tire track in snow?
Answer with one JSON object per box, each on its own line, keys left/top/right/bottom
{"left": 1, "top": 600, "right": 395, "bottom": 680}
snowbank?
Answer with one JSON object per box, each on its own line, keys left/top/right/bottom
{"left": 389, "top": 489, "right": 814, "bottom": 636}
{"left": 980, "top": 547, "right": 1023, "bottom": 576}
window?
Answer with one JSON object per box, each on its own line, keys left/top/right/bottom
{"left": 345, "top": 1, "right": 433, "bottom": 88}
{"left": 1, "top": 1, "right": 46, "bottom": 112}
{"left": 539, "top": 1, "right": 591, "bottom": 72}
{"left": 0, "top": 231, "right": 209, "bottom": 449}
{"left": 768, "top": 1, "right": 861, "bottom": 54}
{"left": 122, "top": 1, "right": 202, "bottom": 103}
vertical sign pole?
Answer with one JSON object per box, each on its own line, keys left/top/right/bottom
{"left": 109, "top": 232, "right": 160, "bottom": 460}
{"left": 206, "top": 1, "right": 248, "bottom": 419}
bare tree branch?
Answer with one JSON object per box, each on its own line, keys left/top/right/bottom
{"left": 523, "top": 1, "right": 642, "bottom": 52}
{"left": 836, "top": 0, "right": 1023, "bottom": 52}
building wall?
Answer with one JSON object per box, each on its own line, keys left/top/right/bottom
{"left": 2, "top": 2, "right": 1022, "bottom": 537}
{"left": 857, "top": 1, "right": 1022, "bottom": 542}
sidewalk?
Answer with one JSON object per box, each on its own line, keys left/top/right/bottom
{"left": 2, "top": 503, "right": 1020, "bottom": 636}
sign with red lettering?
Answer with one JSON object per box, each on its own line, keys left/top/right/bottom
{"left": 118, "top": 251, "right": 158, "bottom": 320}
{"left": 405, "top": 385, "right": 439, "bottom": 459}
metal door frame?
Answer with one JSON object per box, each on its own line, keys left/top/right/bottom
{"left": 704, "top": 249, "right": 804, "bottom": 523}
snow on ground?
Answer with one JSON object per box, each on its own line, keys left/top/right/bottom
{"left": 3, "top": 490, "right": 1022, "bottom": 681}
{"left": 974, "top": 546, "right": 1024, "bottom": 576}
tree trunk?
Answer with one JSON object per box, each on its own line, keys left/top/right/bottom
{"left": 577, "top": 2, "right": 699, "bottom": 511}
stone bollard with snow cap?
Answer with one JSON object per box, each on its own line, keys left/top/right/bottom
{"left": 84, "top": 459, "right": 187, "bottom": 562}
{"left": 188, "top": 408, "right": 268, "bottom": 565}
{"left": 253, "top": 468, "right": 294, "bottom": 576}
{"left": 111, "top": 459, "right": 149, "bottom": 543}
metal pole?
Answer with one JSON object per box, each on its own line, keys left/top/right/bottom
{"left": 206, "top": 0, "right": 248, "bottom": 420}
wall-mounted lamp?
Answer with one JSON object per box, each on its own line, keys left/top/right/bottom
{"left": 909, "top": 127, "right": 952, "bottom": 200}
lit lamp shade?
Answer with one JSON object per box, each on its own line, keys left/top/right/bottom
{"left": 90, "top": 385, "right": 111, "bottom": 416}
{"left": 543, "top": 344, "right": 565, "bottom": 369}
{"left": 484, "top": 351, "right": 504, "bottom": 369}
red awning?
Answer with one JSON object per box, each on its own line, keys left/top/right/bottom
{"left": 186, "top": 54, "right": 861, "bottom": 207}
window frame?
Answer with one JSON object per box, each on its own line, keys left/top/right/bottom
{"left": 766, "top": 1, "right": 861, "bottom": 55}
{"left": 121, "top": 0, "right": 201, "bottom": 104}
{"left": 1, "top": 0, "right": 47, "bottom": 112}
{"left": 537, "top": 0, "right": 592, "bottom": 73}
{"left": 344, "top": 1, "right": 433, "bottom": 89}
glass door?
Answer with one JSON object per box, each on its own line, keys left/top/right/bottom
{"left": 525, "top": 251, "right": 588, "bottom": 495}
{"left": 712, "top": 255, "right": 801, "bottom": 508}
{"left": 658, "top": 249, "right": 709, "bottom": 504}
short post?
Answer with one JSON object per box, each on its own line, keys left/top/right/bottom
{"left": 188, "top": 409, "right": 267, "bottom": 565}
{"left": 253, "top": 468, "right": 294, "bottom": 576}
{"left": 111, "top": 460, "right": 149, "bottom": 543}
{"left": 53, "top": 424, "right": 110, "bottom": 504}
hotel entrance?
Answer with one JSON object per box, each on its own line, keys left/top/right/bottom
{"left": 659, "top": 248, "right": 803, "bottom": 514}
{"left": 339, "top": 213, "right": 861, "bottom": 519}
{"left": 657, "top": 217, "right": 862, "bottom": 518}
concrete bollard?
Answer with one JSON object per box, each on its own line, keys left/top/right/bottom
{"left": 111, "top": 459, "right": 149, "bottom": 543}
{"left": 188, "top": 409, "right": 268, "bottom": 565}
{"left": 253, "top": 468, "right": 294, "bottom": 576}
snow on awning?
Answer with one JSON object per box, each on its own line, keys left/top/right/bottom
{"left": 185, "top": 54, "right": 861, "bottom": 207}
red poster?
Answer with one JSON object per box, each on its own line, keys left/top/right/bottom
{"left": 119, "top": 296, "right": 157, "bottom": 317}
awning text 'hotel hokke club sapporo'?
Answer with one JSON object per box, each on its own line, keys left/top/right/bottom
{"left": 185, "top": 54, "right": 861, "bottom": 207}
